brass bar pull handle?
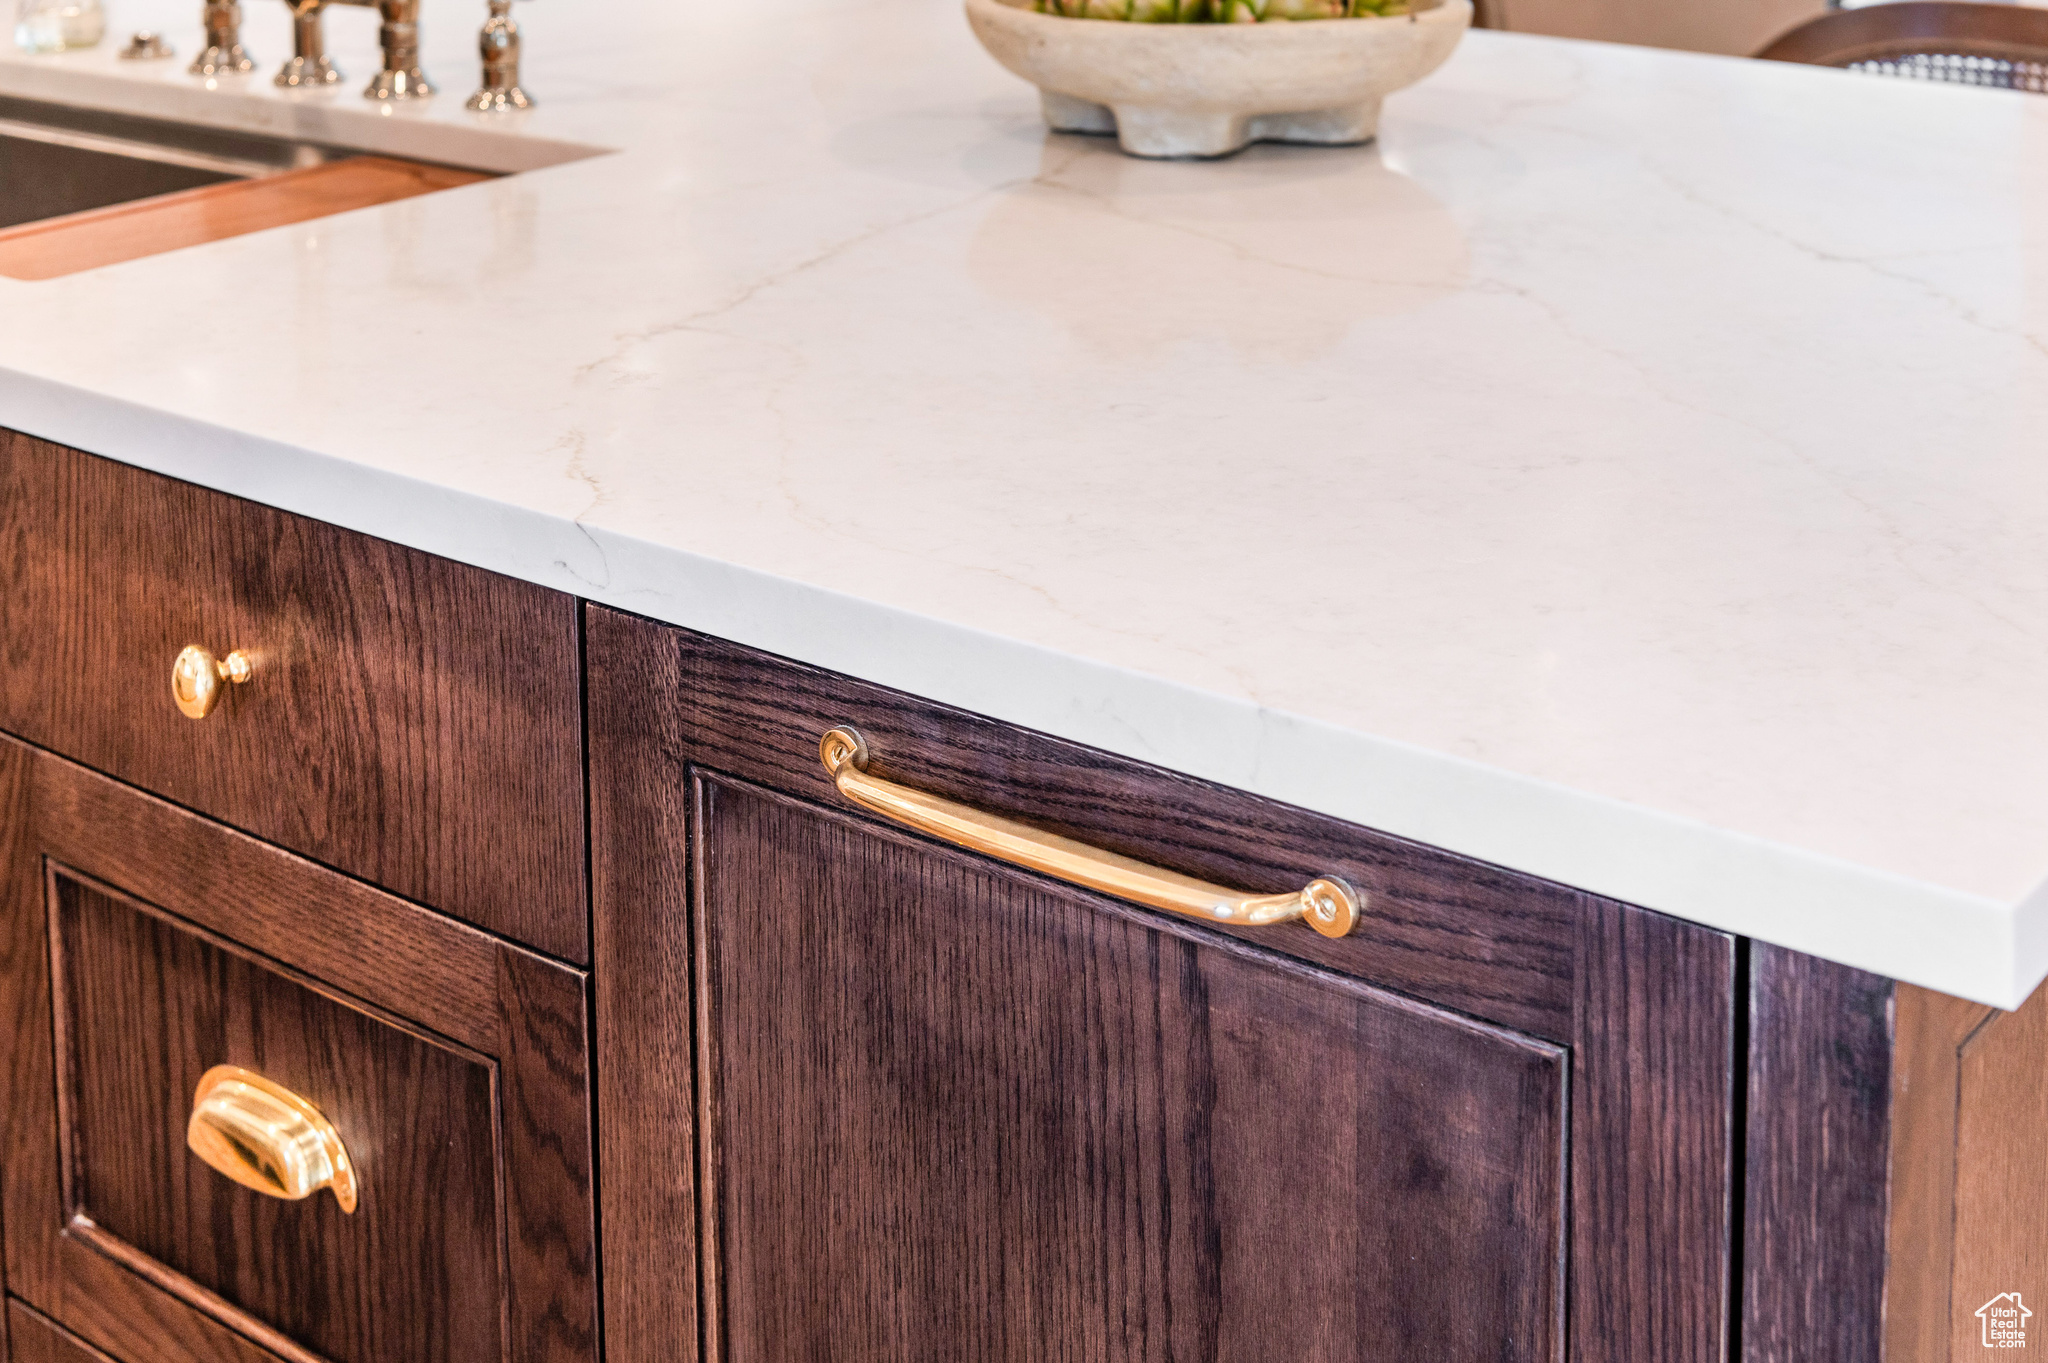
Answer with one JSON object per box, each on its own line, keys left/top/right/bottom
{"left": 171, "top": 645, "right": 254, "bottom": 719}
{"left": 187, "top": 1066, "right": 358, "bottom": 1213}
{"left": 819, "top": 726, "right": 1361, "bottom": 938}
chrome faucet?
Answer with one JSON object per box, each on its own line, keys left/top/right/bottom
{"left": 466, "top": 0, "right": 531, "bottom": 110}
{"left": 275, "top": 0, "right": 338, "bottom": 85}
{"left": 272, "top": 0, "right": 434, "bottom": 99}
{"left": 190, "top": 0, "right": 254, "bottom": 75}
{"left": 198, "top": 0, "right": 526, "bottom": 108}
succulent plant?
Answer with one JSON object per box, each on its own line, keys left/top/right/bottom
{"left": 1034, "top": 0, "right": 1410, "bottom": 18}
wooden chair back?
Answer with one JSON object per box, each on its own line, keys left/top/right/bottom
{"left": 1757, "top": 1, "right": 2048, "bottom": 91}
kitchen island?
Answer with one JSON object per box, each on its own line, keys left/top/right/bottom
{"left": 1, "top": 0, "right": 2044, "bottom": 1358}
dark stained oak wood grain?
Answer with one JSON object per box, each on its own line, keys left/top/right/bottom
{"left": 496, "top": 947, "right": 603, "bottom": 1363}
{"left": 697, "top": 774, "right": 1568, "bottom": 1363}
{"left": 0, "top": 741, "right": 278, "bottom": 1363}
{"left": 0, "top": 747, "right": 598, "bottom": 1363}
{"left": 595, "top": 615, "right": 1580, "bottom": 1045}
{"left": 587, "top": 610, "right": 702, "bottom": 1363}
{"left": 0, "top": 426, "right": 586, "bottom": 961}
{"left": 31, "top": 760, "right": 502, "bottom": 1046}
{"left": 52, "top": 872, "right": 501, "bottom": 1363}
{"left": 585, "top": 608, "right": 1739, "bottom": 1363}
{"left": 1572, "top": 899, "right": 1736, "bottom": 1363}
{"left": 1742, "top": 945, "right": 1893, "bottom": 1363}
{"left": 8, "top": 1300, "right": 121, "bottom": 1363}
{"left": 1735, "top": 958, "right": 2048, "bottom": 1363}
{"left": 1, "top": 733, "right": 35, "bottom": 1363}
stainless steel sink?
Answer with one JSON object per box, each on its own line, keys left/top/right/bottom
{"left": 0, "top": 95, "right": 352, "bottom": 230}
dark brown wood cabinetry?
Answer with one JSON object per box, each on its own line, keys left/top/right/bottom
{"left": 700, "top": 777, "right": 1567, "bottom": 1360}
{"left": 0, "top": 737, "right": 597, "bottom": 1363}
{"left": 0, "top": 429, "right": 587, "bottom": 962}
{"left": 8, "top": 1301, "right": 120, "bottom": 1363}
{"left": 3, "top": 427, "right": 2041, "bottom": 1363}
{"left": 586, "top": 609, "right": 1738, "bottom": 1363}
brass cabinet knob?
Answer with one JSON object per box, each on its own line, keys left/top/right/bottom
{"left": 187, "top": 1065, "right": 358, "bottom": 1213}
{"left": 171, "top": 645, "right": 253, "bottom": 719}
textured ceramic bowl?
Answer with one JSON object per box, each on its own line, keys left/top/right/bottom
{"left": 966, "top": 0, "right": 1470, "bottom": 158}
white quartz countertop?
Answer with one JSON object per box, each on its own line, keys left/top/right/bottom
{"left": 4, "top": 0, "right": 2045, "bottom": 1007}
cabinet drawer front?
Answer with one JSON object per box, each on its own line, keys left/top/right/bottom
{"left": 10, "top": 1300, "right": 125, "bottom": 1363}
{"left": 699, "top": 773, "right": 1566, "bottom": 1361}
{"left": 588, "top": 611, "right": 1738, "bottom": 1363}
{"left": 0, "top": 429, "right": 585, "bottom": 960}
{"left": 55, "top": 875, "right": 500, "bottom": 1363}
{"left": 0, "top": 742, "right": 597, "bottom": 1363}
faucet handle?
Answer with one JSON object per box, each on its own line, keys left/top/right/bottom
{"left": 466, "top": 0, "right": 532, "bottom": 111}
{"left": 190, "top": 0, "right": 255, "bottom": 75}
{"left": 276, "top": 0, "right": 342, "bottom": 86}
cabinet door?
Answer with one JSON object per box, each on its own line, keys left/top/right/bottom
{"left": 696, "top": 772, "right": 1564, "bottom": 1360}
{"left": 0, "top": 737, "right": 597, "bottom": 1363}
{"left": 588, "top": 610, "right": 1738, "bottom": 1363}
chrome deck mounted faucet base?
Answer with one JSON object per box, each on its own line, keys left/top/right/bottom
{"left": 183, "top": 0, "right": 434, "bottom": 99}
{"left": 275, "top": 54, "right": 341, "bottom": 84}
{"left": 192, "top": 0, "right": 522, "bottom": 106}
{"left": 362, "top": 0, "right": 434, "bottom": 100}
{"left": 276, "top": 0, "right": 342, "bottom": 85}
{"left": 190, "top": 0, "right": 254, "bottom": 74}
{"left": 465, "top": 0, "right": 531, "bottom": 111}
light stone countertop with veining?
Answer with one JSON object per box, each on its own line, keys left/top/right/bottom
{"left": 3, "top": 0, "right": 2045, "bottom": 1005}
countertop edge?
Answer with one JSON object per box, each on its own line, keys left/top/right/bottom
{"left": 5, "top": 365, "right": 2039, "bottom": 1010}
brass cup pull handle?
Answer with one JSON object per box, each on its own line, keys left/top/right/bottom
{"left": 171, "top": 645, "right": 254, "bottom": 720}
{"left": 818, "top": 726, "right": 1362, "bottom": 939}
{"left": 187, "top": 1065, "right": 358, "bottom": 1213}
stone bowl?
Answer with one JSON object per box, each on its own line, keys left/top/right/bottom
{"left": 965, "top": 0, "right": 1471, "bottom": 158}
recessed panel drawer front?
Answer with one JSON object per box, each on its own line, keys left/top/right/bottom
{"left": 54, "top": 873, "right": 499, "bottom": 1363}
{"left": 697, "top": 773, "right": 1567, "bottom": 1362}
{"left": 9, "top": 1299, "right": 125, "bottom": 1363}
{"left": 0, "top": 427, "right": 586, "bottom": 960}
{"left": 0, "top": 743, "right": 598, "bottom": 1363}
